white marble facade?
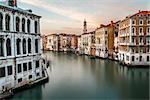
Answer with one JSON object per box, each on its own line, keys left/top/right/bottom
{"left": 0, "top": 4, "right": 43, "bottom": 93}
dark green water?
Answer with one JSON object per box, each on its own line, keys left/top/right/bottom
{"left": 11, "top": 51, "right": 149, "bottom": 100}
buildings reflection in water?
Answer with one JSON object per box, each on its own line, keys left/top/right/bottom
{"left": 11, "top": 85, "right": 43, "bottom": 100}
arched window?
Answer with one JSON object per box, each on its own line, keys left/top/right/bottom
{"left": 0, "top": 38, "right": 4, "bottom": 56}
{"left": 35, "top": 39, "right": 38, "bottom": 53}
{"left": 28, "top": 38, "right": 31, "bottom": 53}
{"left": 23, "top": 39, "right": 26, "bottom": 54}
{"left": 16, "top": 38, "right": 21, "bottom": 55}
{"left": 34, "top": 21, "right": 37, "bottom": 33}
{"left": 27, "top": 19, "right": 30, "bottom": 33}
{"left": 0, "top": 13, "right": 3, "bottom": 30}
{"left": 16, "top": 17, "right": 20, "bottom": 32}
{"left": 132, "top": 27, "right": 135, "bottom": 33}
{"left": 22, "top": 18, "right": 25, "bottom": 32}
{"left": 5, "top": 14, "right": 10, "bottom": 31}
{"left": 6, "top": 38, "right": 11, "bottom": 56}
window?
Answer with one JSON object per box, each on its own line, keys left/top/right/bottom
{"left": 23, "top": 63, "right": 27, "bottom": 72}
{"left": 140, "top": 38, "right": 142, "bottom": 43}
{"left": 35, "top": 39, "right": 38, "bottom": 53}
{"left": 139, "top": 56, "right": 142, "bottom": 62}
{"left": 132, "top": 20, "right": 135, "bottom": 25}
{"left": 132, "top": 27, "right": 135, "bottom": 33}
{"left": 18, "top": 78, "right": 22, "bottom": 83}
{"left": 28, "top": 62, "right": 32, "bottom": 70}
{"left": 36, "top": 73, "right": 40, "bottom": 76}
{"left": 147, "top": 27, "right": 150, "bottom": 33}
{"left": 131, "top": 48, "right": 134, "bottom": 53}
{"left": 35, "top": 21, "right": 37, "bottom": 33}
{"left": 36, "top": 60, "right": 39, "bottom": 68}
{"left": 132, "top": 56, "right": 134, "bottom": 61}
{"left": 147, "top": 20, "right": 150, "bottom": 25}
{"left": 147, "top": 56, "right": 149, "bottom": 62}
{"left": 0, "top": 67, "right": 5, "bottom": 78}
{"left": 126, "top": 56, "right": 129, "bottom": 61}
{"left": 27, "top": 19, "right": 30, "bottom": 33}
{"left": 132, "top": 37, "right": 134, "bottom": 43}
{"left": 5, "top": 14, "right": 10, "bottom": 31}
{"left": 7, "top": 66, "right": 12, "bottom": 75}
{"left": 23, "top": 39, "right": 26, "bottom": 54}
{"left": 0, "top": 13, "right": 3, "bottom": 30}
{"left": 17, "top": 64, "right": 22, "bottom": 73}
{"left": 16, "top": 17, "right": 20, "bottom": 32}
{"left": 139, "top": 27, "right": 143, "bottom": 33}
{"left": 139, "top": 20, "right": 143, "bottom": 25}
{"left": 16, "top": 38, "right": 21, "bottom": 55}
{"left": 29, "top": 75, "right": 32, "bottom": 79}
{"left": 0, "top": 38, "right": 4, "bottom": 56}
{"left": 28, "top": 38, "right": 31, "bottom": 53}
{"left": 6, "top": 38, "right": 11, "bottom": 56}
{"left": 22, "top": 18, "right": 25, "bottom": 32}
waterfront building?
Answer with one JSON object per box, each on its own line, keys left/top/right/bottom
{"left": 59, "top": 33, "right": 71, "bottom": 52}
{"left": 46, "top": 34, "right": 59, "bottom": 51}
{"left": 81, "top": 31, "right": 95, "bottom": 55}
{"left": 0, "top": 0, "right": 46, "bottom": 94}
{"left": 107, "top": 21, "right": 120, "bottom": 60}
{"left": 95, "top": 24, "right": 108, "bottom": 58}
{"left": 77, "top": 35, "right": 82, "bottom": 54}
{"left": 118, "top": 11, "right": 150, "bottom": 66}
{"left": 71, "top": 34, "right": 78, "bottom": 52}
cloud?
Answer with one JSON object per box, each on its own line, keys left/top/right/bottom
{"left": 19, "top": 0, "right": 98, "bottom": 26}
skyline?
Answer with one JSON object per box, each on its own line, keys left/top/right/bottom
{"left": 18, "top": 0, "right": 150, "bottom": 35}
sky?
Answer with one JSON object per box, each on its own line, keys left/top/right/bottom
{"left": 17, "top": 0, "right": 150, "bottom": 35}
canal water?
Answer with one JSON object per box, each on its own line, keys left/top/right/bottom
{"left": 11, "top": 51, "right": 149, "bottom": 100}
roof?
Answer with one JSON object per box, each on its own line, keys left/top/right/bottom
{"left": 0, "top": 4, "right": 41, "bottom": 18}
{"left": 82, "top": 31, "right": 95, "bottom": 35}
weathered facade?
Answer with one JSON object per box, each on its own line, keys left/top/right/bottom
{"left": 0, "top": 0, "right": 46, "bottom": 94}
{"left": 46, "top": 34, "right": 59, "bottom": 51}
{"left": 95, "top": 25, "right": 108, "bottom": 58}
{"left": 81, "top": 31, "right": 95, "bottom": 55}
{"left": 118, "top": 11, "right": 150, "bottom": 66}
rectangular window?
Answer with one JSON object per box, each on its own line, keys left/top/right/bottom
{"left": 28, "top": 62, "right": 32, "bottom": 70}
{"left": 139, "top": 56, "right": 142, "bottom": 62}
{"left": 147, "top": 56, "right": 149, "bottom": 62}
{"left": 36, "top": 61, "right": 40, "bottom": 68}
{"left": 7, "top": 66, "right": 12, "bottom": 76}
{"left": 18, "top": 78, "right": 22, "bottom": 83}
{"left": 23, "top": 63, "right": 27, "bottom": 72}
{"left": 0, "top": 38, "right": 4, "bottom": 56}
{"left": 132, "top": 37, "right": 134, "bottom": 43}
{"left": 17, "top": 64, "right": 22, "bottom": 73}
{"left": 29, "top": 75, "right": 32, "bottom": 79}
{"left": 126, "top": 56, "right": 129, "bottom": 61}
{"left": 0, "top": 67, "right": 5, "bottom": 78}
{"left": 139, "top": 20, "right": 143, "bottom": 25}
{"left": 140, "top": 38, "right": 142, "bottom": 43}
{"left": 132, "top": 56, "right": 134, "bottom": 61}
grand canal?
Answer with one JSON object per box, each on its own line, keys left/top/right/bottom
{"left": 11, "top": 51, "right": 149, "bottom": 100}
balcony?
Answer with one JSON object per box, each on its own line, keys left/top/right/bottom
{"left": 139, "top": 32, "right": 144, "bottom": 36}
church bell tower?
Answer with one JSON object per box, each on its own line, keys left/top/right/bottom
{"left": 83, "top": 19, "right": 87, "bottom": 34}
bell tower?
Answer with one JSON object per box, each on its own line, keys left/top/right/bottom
{"left": 83, "top": 19, "right": 87, "bottom": 34}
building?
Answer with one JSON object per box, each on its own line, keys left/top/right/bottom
{"left": 0, "top": 0, "right": 47, "bottom": 94}
{"left": 118, "top": 11, "right": 150, "bottom": 66}
{"left": 70, "top": 34, "right": 78, "bottom": 52}
{"left": 95, "top": 24, "right": 108, "bottom": 58}
{"left": 59, "top": 33, "right": 71, "bottom": 52}
{"left": 81, "top": 31, "right": 95, "bottom": 55}
{"left": 107, "top": 21, "right": 120, "bottom": 60}
{"left": 76, "top": 35, "right": 81, "bottom": 53}
{"left": 46, "top": 34, "right": 59, "bottom": 51}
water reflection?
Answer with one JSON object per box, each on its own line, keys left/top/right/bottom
{"left": 11, "top": 51, "right": 149, "bottom": 100}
